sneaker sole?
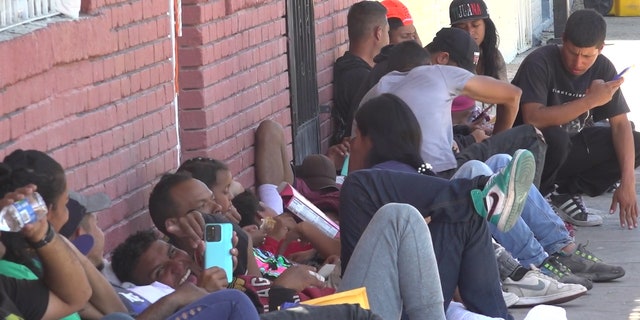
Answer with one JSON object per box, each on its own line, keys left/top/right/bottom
{"left": 497, "top": 150, "right": 536, "bottom": 232}
{"left": 576, "top": 269, "right": 626, "bottom": 282}
{"left": 511, "top": 286, "right": 587, "bottom": 307}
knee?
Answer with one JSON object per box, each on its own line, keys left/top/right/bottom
{"left": 486, "top": 154, "right": 511, "bottom": 168}
{"left": 379, "top": 203, "right": 425, "bottom": 225}
{"left": 256, "top": 119, "right": 284, "bottom": 144}
{"left": 541, "top": 126, "right": 570, "bottom": 153}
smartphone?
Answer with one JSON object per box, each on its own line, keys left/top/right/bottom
{"left": 204, "top": 223, "right": 234, "bottom": 283}
{"left": 613, "top": 66, "right": 632, "bottom": 80}
{"left": 471, "top": 105, "right": 492, "bottom": 122}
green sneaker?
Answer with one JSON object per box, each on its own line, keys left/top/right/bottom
{"left": 470, "top": 149, "right": 535, "bottom": 232}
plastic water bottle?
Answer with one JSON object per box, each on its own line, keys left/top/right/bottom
{"left": 0, "top": 193, "right": 48, "bottom": 232}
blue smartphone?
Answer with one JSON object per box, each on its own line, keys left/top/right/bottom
{"left": 204, "top": 223, "right": 234, "bottom": 283}
{"left": 613, "top": 66, "right": 632, "bottom": 80}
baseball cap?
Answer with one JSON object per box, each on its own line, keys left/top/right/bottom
{"left": 59, "top": 191, "right": 111, "bottom": 238}
{"left": 449, "top": 0, "right": 490, "bottom": 25}
{"left": 425, "top": 27, "right": 480, "bottom": 73}
{"left": 294, "top": 154, "right": 338, "bottom": 191}
{"left": 452, "top": 95, "right": 476, "bottom": 112}
{"left": 381, "top": 0, "right": 413, "bottom": 25}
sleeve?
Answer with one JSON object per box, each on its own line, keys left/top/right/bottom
{"left": 436, "top": 65, "right": 474, "bottom": 96}
{"left": 454, "top": 133, "right": 477, "bottom": 150}
{"left": 0, "top": 275, "right": 49, "bottom": 319}
{"left": 511, "top": 50, "right": 552, "bottom": 105}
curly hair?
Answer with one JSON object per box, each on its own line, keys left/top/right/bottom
{"left": 111, "top": 229, "right": 159, "bottom": 284}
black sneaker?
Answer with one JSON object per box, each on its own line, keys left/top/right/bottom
{"left": 538, "top": 255, "right": 593, "bottom": 290}
{"left": 549, "top": 193, "right": 603, "bottom": 227}
{"left": 553, "top": 243, "right": 625, "bottom": 282}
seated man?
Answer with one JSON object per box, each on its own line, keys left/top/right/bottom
{"left": 512, "top": 9, "right": 640, "bottom": 228}
{"left": 114, "top": 201, "right": 494, "bottom": 319}
{"left": 147, "top": 173, "right": 258, "bottom": 277}
{"left": 360, "top": 29, "right": 547, "bottom": 186}
{"left": 0, "top": 185, "right": 92, "bottom": 319}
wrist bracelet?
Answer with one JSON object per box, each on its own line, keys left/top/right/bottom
{"left": 29, "top": 221, "right": 55, "bottom": 249}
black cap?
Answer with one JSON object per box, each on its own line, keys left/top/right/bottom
{"left": 59, "top": 191, "right": 111, "bottom": 238}
{"left": 449, "top": 0, "right": 489, "bottom": 25}
{"left": 426, "top": 28, "right": 480, "bottom": 73}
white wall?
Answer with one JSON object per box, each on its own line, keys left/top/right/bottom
{"left": 402, "top": 0, "right": 523, "bottom": 63}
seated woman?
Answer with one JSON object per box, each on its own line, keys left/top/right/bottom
{"left": 0, "top": 149, "right": 127, "bottom": 319}
{"left": 340, "top": 93, "right": 537, "bottom": 320}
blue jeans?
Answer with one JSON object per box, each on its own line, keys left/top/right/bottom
{"left": 453, "top": 154, "right": 572, "bottom": 267}
{"left": 455, "top": 124, "right": 547, "bottom": 188}
{"left": 340, "top": 169, "right": 511, "bottom": 320}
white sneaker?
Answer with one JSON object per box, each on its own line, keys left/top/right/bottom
{"left": 503, "top": 269, "right": 587, "bottom": 307}
{"left": 502, "top": 290, "right": 520, "bottom": 308}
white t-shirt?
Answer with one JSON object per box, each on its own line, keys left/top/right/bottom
{"left": 359, "top": 65, "right": 474, "bottom": 172}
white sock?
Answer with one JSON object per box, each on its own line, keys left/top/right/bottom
{"left": 257, "top": 184, "right": 284, "bottom": 215}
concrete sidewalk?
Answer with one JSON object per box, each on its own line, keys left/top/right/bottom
{"left": 506, "top": 15, "right": 640, "bottom": 320}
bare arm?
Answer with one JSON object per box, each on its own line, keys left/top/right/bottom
{"left": 608, "top": 114, "right": 638, "bottom": 229}
{"left": 61, "top": 236, "right": 127, "bottom": 318}
{"left": 290, "top": 222, "right": 340, "bottom": 259}
{"left": 461, "top": 75, "right": 521, "bottom": 134}
{"left": 521, "top": 79, "right": 624, "bottom": 129}
{"left": 2, "top": 186, "right": 92, "bottom": 320}
{"left": 137, "top": 283, "right": 207, "bottom": 320}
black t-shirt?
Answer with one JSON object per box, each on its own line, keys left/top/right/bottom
{"left": 331, "top": 51, "right": 371, "bottom": 144}
{"left": 0, "top": 275, "right": 48, "bottom": 320}
{"left": 512, "top": 45, "right": 629, "bottom": 133}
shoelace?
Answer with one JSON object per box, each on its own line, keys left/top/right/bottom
{"left": 540, "top": 256, "right": 571, "bottom": 278}
{"left": 571, "top": 194, "right": 588, "bottom": 213}
{"left": 575, "top": 242, "right": 601, "bottom": 262}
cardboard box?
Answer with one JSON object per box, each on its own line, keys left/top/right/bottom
{"left": 280, "top": 183, "right": 340, "bottom": 238}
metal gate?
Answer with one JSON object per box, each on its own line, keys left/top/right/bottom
{"left": 286, "top": 0, "right": 320, "bottom": 165}
{"left": 517, "top": 0, "right": 533, "bottom": 53}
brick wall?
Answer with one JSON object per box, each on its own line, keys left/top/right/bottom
{"left": 315, "top": 0, "right": 353, "bottom": 150}
{"left": 0, "top": 0, "right": 177, "bottom": 253}
{"left": 0, "top": 0, "right": 355, "bottom": 253}
{"left": 177, "top": 0, "right": 356, "bottom": 189}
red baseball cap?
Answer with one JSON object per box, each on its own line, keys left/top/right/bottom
{"left": 381, "top": 0, "right": 413, "bottom": 25}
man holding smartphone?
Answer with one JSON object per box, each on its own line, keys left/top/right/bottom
{"left": 512, "top": 9, "right": 640, "bottom": 229}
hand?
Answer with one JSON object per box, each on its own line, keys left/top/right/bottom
{"left": 197, "top": 266, "right": 229, "bottom": 292}
{"left": 166, "top": 210, "right": 206, "bottom": 250}
{"left": 585, "top": 79, "right": 623, "bottom": 108}
{"left": 326, "top": 138, "right": 350, "bottom": 170}
{"left": 272, "top": 265, "right": 325, "bottom": 292}
{"left": 242, "top": 225, "right": 267, "bottom": 247}
{"left": 223, "top": 206, "right": 242, "bottom": 225}
{"left": 610, "top": 182, "right": 638, "bottom": 229}
{"left": 267, "top": 213, "right": 297, "bottom": 241}
{"left": 0, "top": 184, "right": 36, "bottom": 208}
{"left": 3, "top": 184, "right": 48, "bottom": 243}
{"left": 470, "top": 128, "right": 489, "bottom": 143}
{"left": 286, "top": 249, "right": 317, "bottom": 264}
